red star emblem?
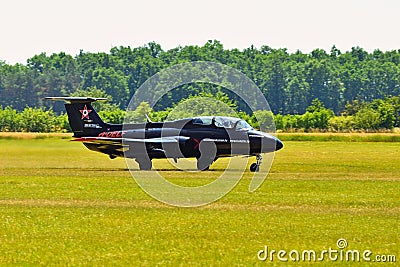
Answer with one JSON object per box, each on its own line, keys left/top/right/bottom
{"left": 193, "top": 138, "right": 200, "bottom": 150}
{"left": 79, "top": 105, "right": 92, "bottom": 120}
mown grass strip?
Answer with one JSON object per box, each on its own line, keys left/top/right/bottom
{"left": 276, "top": 133, "right": 400, "bottom": 142}
{"left": 0, "top": 132, "right": 71, "bottom": 140}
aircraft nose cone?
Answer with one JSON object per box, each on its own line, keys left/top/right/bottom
{"left": 275, "top": 138, "right": 283, "bottom": 151}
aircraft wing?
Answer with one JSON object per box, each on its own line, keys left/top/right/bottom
{"left": 73, "top": 136, "right": 190, "bottom": 158}
{"left": 73, "top": 136, "right": 190, "bottom": 145}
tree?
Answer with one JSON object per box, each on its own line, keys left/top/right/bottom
{"left": 252, "top": 110, "right": 275, "bottom": 131}
{"left": 262, "top": 49, "right": 288, "bottom": 114}
{"left": 302, "top": 99, "right": 334, "bottom": 131}
{"left": 306, "top": 98, "right": 325, "bottom": 113}
{"left": 369, "top": 99, "right": 395, "bottom": 129}
{"left": 166, "top": 92, "right": 237, "bottom": 120}
{"left": 354, "top": 107, "right": 380, "bottom": 130}
{"left": 125, "top": 102, "right": 153, "bottom": 123}
{"left": 387, "top": 96, "right": 400, "bottom": 127}
{"left": 0, "top": 41, "right": 399, "bottom": 121}
{"left": 82, "top": 67, "right": 129, "bottom": 107}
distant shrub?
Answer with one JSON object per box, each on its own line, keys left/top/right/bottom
{"left": 99, "top": 109, "right": 126, "bottom": 124}
{"left": 0, "top": 106, "right": 66, "bottom": 132}
{"left": 0, "top": 106, "right": 19, "bottom": 131}
{"left": 0, "top": 95, "right": 398, "bottom": 133}
{"left": 18, "top": 107, "right": 59, "bottom": 132}
{"left": 251, "top": 110, "right": 275, "bottom": 131}
{"left": 328, "top": 116, "right": 355, "bottom": 132}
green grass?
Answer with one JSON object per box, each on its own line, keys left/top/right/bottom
{"left": 0, "top": 137, "right": 399, "bottom": 266}
{"left": 276, "top": 132, "right": 400, "bottom": 142}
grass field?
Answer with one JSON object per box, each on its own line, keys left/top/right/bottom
{"left": 0, "top": 134, "right": 399, "bottom": 266}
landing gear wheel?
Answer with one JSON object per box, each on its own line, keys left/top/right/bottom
{"left": 250, "top": 154, "right": 262, "bottom": 172}
{"left": 197, "top": 159, "right": 211, "bottom": 171}
{"left": 250, "top": 163, "right": 259, "bottom": 172}
{"left": 136, "top": 158, "right": 152, "bottom": 170}
{"left": 196, "top": 140, "right": 217, "bottom": 171}
{"left": 197, "top": 155, "right": 215, "bottom": 171}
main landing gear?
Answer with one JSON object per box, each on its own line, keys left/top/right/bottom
{"left": 196, "top": 156, "right": 214, "bottom": 171}
{"left": 250, "top": 154, "right": 262, "bottom": 172}
{"left": 136, "top": 157, "right": 152, "bottom": 170}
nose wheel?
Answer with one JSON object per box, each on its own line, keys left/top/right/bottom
{"left": 250, "top": 154, "right": 262, "bottom": 172}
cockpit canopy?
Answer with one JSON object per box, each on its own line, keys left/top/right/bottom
{"left": 192, "top": 116, "right": 253, "bottom": 131}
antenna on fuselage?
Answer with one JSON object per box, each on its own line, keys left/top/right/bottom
{"left": 145, "top": 114, "right": 153, "bottom": 123}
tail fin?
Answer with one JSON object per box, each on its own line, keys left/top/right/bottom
{"left": 45, "top": 97, "right": 121, "bottom": 137}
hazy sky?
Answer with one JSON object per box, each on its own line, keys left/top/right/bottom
{"left": 0, "top": 0, "right": 399, "bottom": 64}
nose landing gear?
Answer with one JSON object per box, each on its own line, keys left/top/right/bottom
{"left": 250, "top": 154, "right": 262, "bottom": 172}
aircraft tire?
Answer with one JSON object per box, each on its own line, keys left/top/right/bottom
{"left": 250, "top": 163, "right": 259, "bottom": 172}
{"left": 197, "top": 159, "right": 211, "bottom": 171}
{"left": 137, "top": 158, "right": 152, "bottom": 170}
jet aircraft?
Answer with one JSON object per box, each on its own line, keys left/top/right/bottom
{"left": 46, "top": 97, "right": 283, "bottom": 171}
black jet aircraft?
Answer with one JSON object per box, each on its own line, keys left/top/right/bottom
{"left": 46, "top": 97, "right": 283, "bottom": 171}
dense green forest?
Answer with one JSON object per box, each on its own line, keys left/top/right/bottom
{"left": 0, "top": 40, "right": 399, "bottom": 132}
{"left": 1, "top": 40, "right": 399, "bottom": 113}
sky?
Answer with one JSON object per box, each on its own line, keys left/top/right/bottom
{"left": 0, "top": 0, "right": 399, "bottom": 64}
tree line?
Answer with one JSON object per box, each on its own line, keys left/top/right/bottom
{"left": 0, "top": 40, "right": 399, "bottom": 116}
{"left": 1, "top": 94, "right": 398, "bottom": 132}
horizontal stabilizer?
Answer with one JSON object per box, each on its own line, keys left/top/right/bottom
{"left": 44, "top": 97, "right": 108, "bottom": 103}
